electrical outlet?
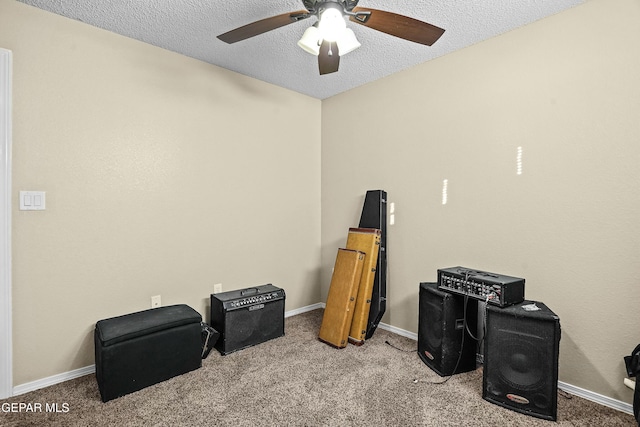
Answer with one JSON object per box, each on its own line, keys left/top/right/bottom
{"left": 213, "top": 283, "right": 222, "bottom": 294}
{"left": 151, "top": 295, "right": 161, "bottom": 308}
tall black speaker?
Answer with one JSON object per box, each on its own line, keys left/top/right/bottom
{"left": 418, "top": 282, "right": 478, "bottom": 376}
{"left": 210, "top": 284, "right": 285, "bottom": 355}
{"left": 358, "top": 189, "right": 387, "bottom": 339}
{"left": 483, "top": 300, "right": 561, "bottom": 421}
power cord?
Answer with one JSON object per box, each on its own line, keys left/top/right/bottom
{"left": 385, "top": 340, "right": 415, "bottom": 352}
{"left": 384, "top": 340, "right": 428, "bottom": 386}
{"left": 557, "top": 388, "right": 573, "bottom": 400}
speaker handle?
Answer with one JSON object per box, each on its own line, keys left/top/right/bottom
{"left": 241, "top": 288, "right": 259, "bottom": 296}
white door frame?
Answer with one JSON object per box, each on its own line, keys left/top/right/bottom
{"left": 0, "top": 48, "right": 13, "bottom": 399}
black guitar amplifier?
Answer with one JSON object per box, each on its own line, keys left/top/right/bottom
{"left": 210, "top": 284, "right": 285, "bottom": 355}
{"left": 437, "top": 266, "right": 525, "bottom": 307}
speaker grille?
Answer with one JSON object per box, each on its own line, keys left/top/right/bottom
{"left": 418, "top": 282, "right": 478, "bottom": 377}
{"left": 220, "top": 302, "right": 284, "bottom": 354}
{"left": 483, "top": 301, "right": 560, "bottom": 421}
{"left": 210, "top": 286, "right": 285, "bottom": 356}
{"left": 423, "top": 296, "right": 443, "bottom": 352}
{"left": 494, "top": 330, "right": 546, "bottom": 390}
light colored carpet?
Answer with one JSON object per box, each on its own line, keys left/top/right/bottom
{"left": 0, "top": 309, "right": 635, "bottom": 426}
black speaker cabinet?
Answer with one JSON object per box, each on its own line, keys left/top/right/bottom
{"left": 483, "top": 300, "right": 561, "bottom": 421}
{"left": 210, "top": 284, "right": 285, "bottom": 355}
{"left": 358, "top": 189, "right": 387, "bottom": 339}
{"left": 418, "top": 282, "right": 478, "bottom": 376}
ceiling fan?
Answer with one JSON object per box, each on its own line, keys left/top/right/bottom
{"left": 217, "top": 0, "right": 445, "bottom": 75}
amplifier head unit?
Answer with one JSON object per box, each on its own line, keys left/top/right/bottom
{"left": 211, "top": 284, "right": 285, "bottom": 311}
{"left": 437, "top": 267, "right": 525, "bottom": 307}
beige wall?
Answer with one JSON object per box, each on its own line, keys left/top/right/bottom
{"left": 2, "top": 0, "right": 639, "bottom": 408}
{"left": 322, "top": 0, "right": 639, "bottom": 403}
{"left": 1, "top": 1, "right": 321, "bottom": 385}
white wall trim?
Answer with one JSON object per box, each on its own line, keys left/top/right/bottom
{"left": 285, "top": 302, "right": 324, "bottom": 318}
{"left": 378, "top": 321, "right": 418, "bottom": 341}
{"left": 13, "top": 365, "right": 95, "bottom": 397}
{"left": 558, "top": 380, "right": 633, "bottom": 415}
{"left": 0, "top": 48, "right": 13, "bottom": 400}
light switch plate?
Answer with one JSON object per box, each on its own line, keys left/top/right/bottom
{"left": 20, "top": 191, "right": 46, "bottom": 211}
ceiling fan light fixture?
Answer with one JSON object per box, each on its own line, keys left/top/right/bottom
{"left": 317, "top": 7, "right": 347, "bottom": 42}
{"left": 297, "top": 25, "right": 321, "bottom": 55}
{"left": 218, "top": 2, "right": 446, "bottom": 77}
{"left": 336, "top": 28, "right": 360, "bottom": 56}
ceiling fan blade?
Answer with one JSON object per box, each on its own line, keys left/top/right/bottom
{"left": 218, "top": 10, "right": 311, "bottom": 44}
{"left": 318, "top": 40, "right": 340, "bottom": 75}
{"left": 350, "top": 7, "right": 445, "bottom": 46}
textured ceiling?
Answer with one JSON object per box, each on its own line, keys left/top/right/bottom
{"left": 17, "top": 0, "right": 585, "bottom": 99}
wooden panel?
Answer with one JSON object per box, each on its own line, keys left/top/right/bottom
{"left": 318, "top": 248, "right": 365, "bottom": 348}
{"left": 346, "top": 228, "right": 381, "bottom": 345}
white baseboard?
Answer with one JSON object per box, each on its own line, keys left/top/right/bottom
{"left": 558, "top": 381, "right": 633, "bottom": 415}
{"left": 13, "top": 364, "right": 95, "bottom": 397}
{"left": 378, "top": 321, "right": 418, "bottom": 341}
{"left": 285, "top": 302, "right": 324, "bottom": 318}
{"left": 11, "top": 304, "right": 635, "bottom": 417}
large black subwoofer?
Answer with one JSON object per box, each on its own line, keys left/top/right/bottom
{"left": 483, "top": 300, "right": 561, "bottom": 421}
{"left": 210, "top": 284, "right": 285, "bottom": 355}
{"left": 418, "top": 282, "right": 478, "bottom": 376}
